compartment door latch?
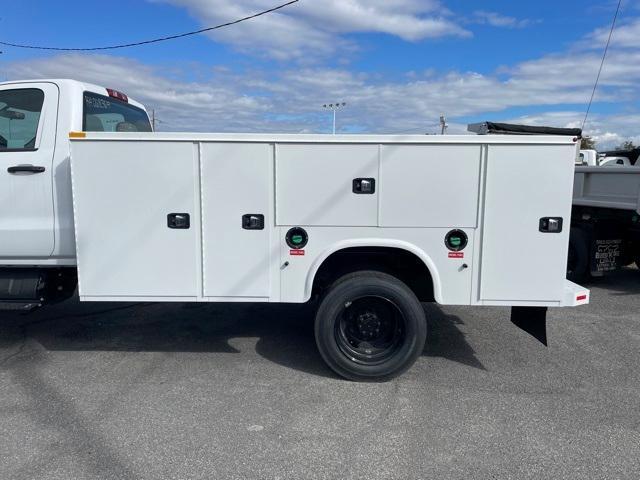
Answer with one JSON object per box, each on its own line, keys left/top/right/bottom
{"left": 242, "top": 214, "right": 265, "bottom": 230}
{"left": 352, "top": 178, "right": 376, "bottom": 194}
{"left": 539, "top": 217, "right": 563, "bottom": 233}
{"left": 167, "top": 213, "right": 190, "bottom": 229}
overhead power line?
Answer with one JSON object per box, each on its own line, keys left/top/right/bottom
{"left": 0, "top": 0, "right": 299, "bottom": 51}
{"left": 582, "top": 0, "right": 622, "bottom": 130}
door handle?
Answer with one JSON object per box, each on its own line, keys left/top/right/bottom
{"left": 167, "top": 213, "right": 190, "bottom": 229}
{"left": 242, "top": 214, "right": 264, "bottom": 230}
{"left": 7, "top": 165, "right": 46, "bottom": 174}
{"left": 352, "top": 178, "right": 375, "bottom": 194}
{"left": 539, "top": 217, "right": 563, "bottom": 233}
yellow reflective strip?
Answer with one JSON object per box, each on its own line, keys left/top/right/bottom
{"left": 69, "top": 131, "right": 86, "bottom": 138}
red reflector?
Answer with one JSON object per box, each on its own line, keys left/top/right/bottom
{"left": 576, "top": 294, "right": 587, "bottom": 301}
{"left": 106, "top": 88, "right": 128, "bottom": 103}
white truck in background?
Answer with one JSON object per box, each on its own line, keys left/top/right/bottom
{"left": 1, "top": 79, "right": 589, "bottom": 381}
{"left": 577, "top": 149, "right": 599, "bottom": 166}
{"left": 573, "top": 150, "right": 639, "bottom": 278}
{"left": 577, "top": 149, "right": 632, "bottom": 167}
{"left": 599, "top": 156, "right": 632, "bottom": 167}
{"left": 571, "top": 164, "right": 640, "bottom": 279}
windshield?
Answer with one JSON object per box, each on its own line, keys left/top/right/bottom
{"left": 0, "top": 88, "right": 44, "bottom": 150}
{"left": 83, "top": 92, "right": 152, "bottom": 132}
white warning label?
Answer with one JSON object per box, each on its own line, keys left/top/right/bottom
{"left": 594, "top": 239, "right": 622, "bottom": 272}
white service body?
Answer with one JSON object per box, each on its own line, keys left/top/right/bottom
{"left": 68, "top": 132, "right": 588, "bottom": 308}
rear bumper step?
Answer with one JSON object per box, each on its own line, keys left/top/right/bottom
{"left": 562, "top": 280, "right": 590, "bottom": 306}
{"left": 510, "top": 280, "right": 589, "bottom": 345}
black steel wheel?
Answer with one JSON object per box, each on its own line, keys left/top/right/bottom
{"left": 315, "top": 271, "right": 427, "bottom": 381}
{"left": 335, "top": 295, "right": 405, "bottom": 365}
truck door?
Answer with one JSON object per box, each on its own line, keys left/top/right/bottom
{"left": 0, "top": 83, "right": 58, "bottom": 258}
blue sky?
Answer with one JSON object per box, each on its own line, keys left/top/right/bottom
{"left": 2, "top": 0, "right": 639, "bottom": 147}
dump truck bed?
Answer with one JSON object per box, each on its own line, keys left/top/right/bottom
{"left": 573, "top": 166, "right": 640, "bottom": 214}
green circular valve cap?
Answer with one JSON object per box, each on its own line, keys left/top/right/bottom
{"left": 286, "top": 227, "right": 308, "bottom": 249}
{"left": 445, "top": 229, "right": 468, "bottom": 252}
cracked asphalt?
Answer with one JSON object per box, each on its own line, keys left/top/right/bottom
{"left": 1, "top": 268, "right": 639, "bottom": 480}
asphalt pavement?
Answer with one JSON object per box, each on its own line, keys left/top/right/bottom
{"left": 1, "top": 268, "right": 639, "bottom": 479}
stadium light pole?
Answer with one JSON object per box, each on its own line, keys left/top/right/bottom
{"left": 439, "top": 114, "right": 448, "bottom": 135}
{"left": 323, "top": 102, "right": 346, "bottom": 134}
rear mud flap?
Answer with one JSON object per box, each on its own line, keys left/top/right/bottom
{"left": 510, "top": 306, "right": 547, "bottom": 346}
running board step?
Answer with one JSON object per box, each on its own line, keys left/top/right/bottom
{"left": 0, "top": 269, "right": 44, "bottom": 301}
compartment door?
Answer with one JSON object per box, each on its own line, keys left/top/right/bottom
{"left": 480, "top": 145, "right": 575, "bottom": 302}
{"left": 71, "top": 141, "right": 199, "bottom": 298}
{"left": 276, "top": 144, "right": 378, "bottom": 226}
{"left": 380, "top": 144, "right": 481, "bottom": 227}
{"left": 201, "top": 143, "right": 272, "bottom": 298}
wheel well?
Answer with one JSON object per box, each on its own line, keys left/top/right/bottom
{"left": 311, "top": 247, "right": 435, "bottom": 302}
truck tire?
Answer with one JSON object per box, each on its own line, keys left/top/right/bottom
{"left": 314, "top": 271, "right": 427, "bottom": 381}
{"left": 567, "top": 227, "right": 589, "bottom": 282}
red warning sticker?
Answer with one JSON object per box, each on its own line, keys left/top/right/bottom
{"left": 290, "top": 249, "right": 305, "bottom": 256}
{"left": 448, "top": 252, "right": 464, "bottom": 259}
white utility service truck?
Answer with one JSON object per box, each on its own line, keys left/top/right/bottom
{"left": 1, "top": 79, "right": 588, "bottom": 381}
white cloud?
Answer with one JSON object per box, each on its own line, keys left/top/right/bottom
{"left": 472, "top": 11, "right": 535, "bottom": 29}
{"left": 151, "top": 0, "right": 471, "bottom": 60}
{"left": 588, "top": 17, "right": 640, "bottom": 49}
{"left": 505, "top": 111, "right": 640, "bottom": 150}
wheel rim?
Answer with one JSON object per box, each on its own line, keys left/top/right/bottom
{"left": 334, "top": 295, "right": 406, "bottom": 365}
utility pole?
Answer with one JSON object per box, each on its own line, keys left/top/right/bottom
{"left": 439, "top": 114, "right": 448, "bottom": 135}
{"left": 149, "top": 109, "right": 164, "bottom": 131}
{"left": 322, "top": 102, "right": 346, "bottom": 134}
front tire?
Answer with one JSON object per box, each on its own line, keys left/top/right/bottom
{"left": 314, "top": 271, "right": 427, "bottom": 381}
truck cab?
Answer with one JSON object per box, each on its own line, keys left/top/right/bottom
{"left": 599, "top": 156, "right": 632, "bottom": 167}
{"left": 577, "top": 149, "right": 598, "bottom": 166}
{"left": 0, "top": 79, "right": 150, "bottom": 306}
